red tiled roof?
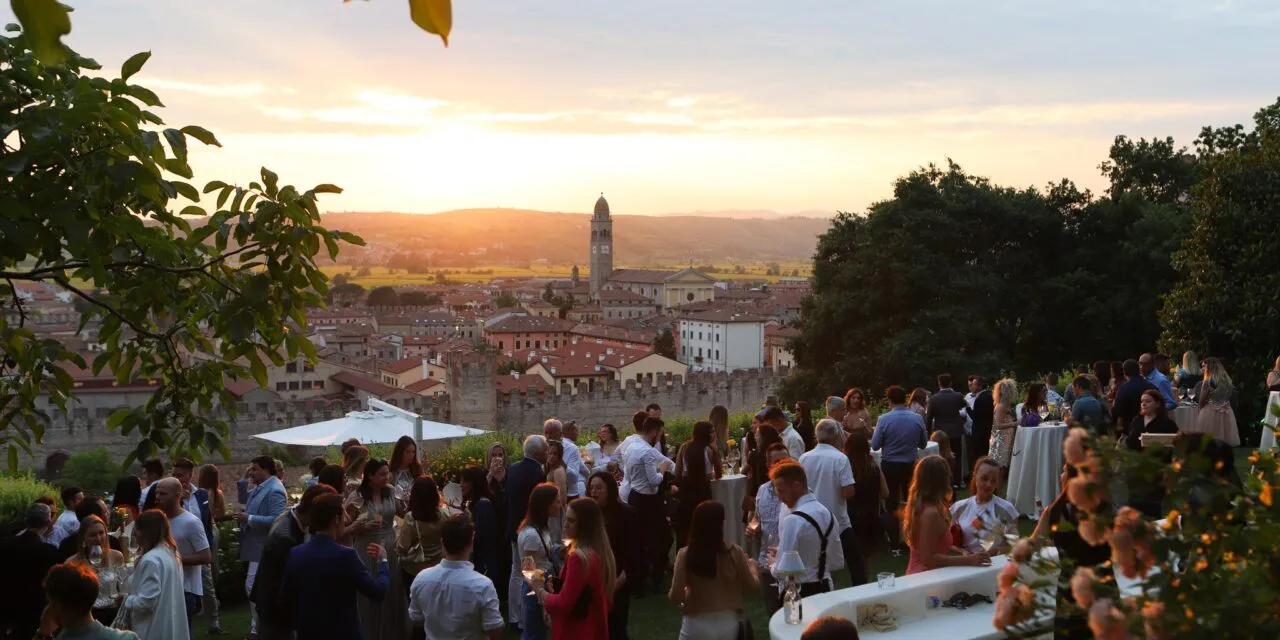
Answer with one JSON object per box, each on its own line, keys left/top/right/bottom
{"left": 380, "top": 357, "right": 422, "bottom": 374}
{"left": 329, "top": 370, "right": 398, "bottom": 397}
{"left": 569, "top": 323, "right": 656, "bottom": 345}
{"left": 605, "top": 269, "right": 674, "bottom": 284}
{"left": 487, "top": 316, "right": 577, "bottom": 334}
{"left": 678, "top": 309, "right": 769, "bottom": 323}
{"left": 405, "top": 378, "right": 442, "bottom": 393}
{"left": 495, "top": 373, "right": 549, "bottom": 394}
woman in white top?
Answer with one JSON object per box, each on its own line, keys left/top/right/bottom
{"left": 517, "top": 483, "right": 563, "bottom": 640}
{"left": 949, "top": 457, "right": 1019, "bottom": 554}
{"left": 583, "top": 423, "right": 622, "bottom": 472}
{"left": 70, "top": 514, "right": 127, "bottom": 625}
{"left": 119, "top": 510, "right": 190, "bottom": 640}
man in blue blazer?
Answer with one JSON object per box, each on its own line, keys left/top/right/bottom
{"left": 503, "top": 434, "right": 548, "bottom": 627}
{"left": 235, "top": 455, "right": 287, "bottom": 637}
{"left": 280, "top": 493, "right": 388, "bottom": 640}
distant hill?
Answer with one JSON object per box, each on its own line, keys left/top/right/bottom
{"left": 654, "top": 209, "right": 833, "bottom": 220}
{"left": 318, "top": 209, "right": 832, "bottom": 264}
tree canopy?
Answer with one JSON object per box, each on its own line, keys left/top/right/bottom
{"left": 0, "top": 35, "right": 361, "bottom": 469}
{"left": 784, "top": 157, "right": 1187, "bottom": 403}
{"left": 366, "top": 286, "right": 401, "bottom": 307}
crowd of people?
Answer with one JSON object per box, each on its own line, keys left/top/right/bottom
{"left": 0, "top": 350, "right": 1254, "bottom": 640}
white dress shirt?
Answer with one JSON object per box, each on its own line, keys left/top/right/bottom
{"left": 780, "top": 424, "right": 806, "bottom": 459}
{"left": 622, "top": 437, "right": 666, "bottom": 499}
{"left": 408, "top": 559, "right": 505, "bottom": 640}
{"left": 773, "top": 493, "right": 844, "bottom": 585}
{"left": 798, "top": 444, "right": 856, "bottom": 532}
{"left": 560, "top": 438, "right": 590, "bottom": 498}
{"left": 49, "top": 508, "right": 81, "bottom": 547}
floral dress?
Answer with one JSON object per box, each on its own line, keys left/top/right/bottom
{"left": 989, "top": 406, "right": 1017, "bottom": 468}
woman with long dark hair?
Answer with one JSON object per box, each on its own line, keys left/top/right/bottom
{"left": 460, "top": 465, "right": 498, "bottom": 578}
{"left": 518, "top": 484, "right": 562, "bottom": 640}
{"left": 668, "top": 501, "right": 759, "bottom": 639}
{"left": 1106, "top": 361, "right": 1124, "bottom": 405}
{"left": 484, "top": 441, "right": 511, "bottom": 610}
{"left": 843, "top": 388, "right": 873, "bottom": 436}
{"left": 1031, "top": 463, "right": 1113, "bottom": 640}
{"left": 904, "top": 456, "right": 988, "bottom": 575}
{"left": 119, "top": 510, "right": 188, "bottom": 640}
{"left": 1124, "top": 388, "right": 1178, "bottom": 451}
{"left": 195, "top": 464, "right": 225, "bottom": 633}
{"left": 69, "top": 514, "right": 126, "bottom": 625}
{"left": 342, "top": 445, "right": 371, "bottom": 499}
{"left": 588, "top": 471, "right": 641, "bottom": 640}
{"left": 793, "top": 401, "right": 815, "bottom": 451}
{"left": 843, "top": 431, "right": 888, "bottom": 560}
{"left": 1019, "top": 383, "right": 1046, "bottom": 427}
{"left": 674, "top": 421, "right": 724, "bottom": 547}
{"left": 111, "top": 476, "right": 142, "bottom": 520}
{"left": 388, "top": 435, "right": 422, "bottom": 499}
{"left": 536, "top": 498, "right": 614, "bottom": 640}
{"left": 350, "top": 459, "right": 408, "bottom": 639}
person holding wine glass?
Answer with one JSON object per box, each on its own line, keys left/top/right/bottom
{"left": 517, "top": 484, "right": 562, "bottom": 640}
{"left": 69, "top": 514, "right": 127, "bottom": 625}
{"left": 389, "top": 436, "right": 423, "bottom": 501}
{"left": 949, "top": 458, "right": 1018, "bottom": 555}
{"left": 347, "top": 459, "right": 409, "bottom": 640}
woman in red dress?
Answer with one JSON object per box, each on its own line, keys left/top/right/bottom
{"left": 536, "top": 497, "right": 614, "bottom": 640}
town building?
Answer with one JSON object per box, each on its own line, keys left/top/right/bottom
{"left": 605, "top": 267, "right": 717, "bottom": 309}
{"left": 484, "top": 315, "right": 577, "bottom": 351}
{"left": 676, "top": 309, "right": 767, "bottom": 372}
{"left": 764, "top": 324, "right": 801, "bottom": 370}
{"left": 589, "top": 194, "right": 613, "bottom": 297}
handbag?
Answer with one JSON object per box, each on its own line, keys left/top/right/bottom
{"left": 537, "top": 529, "right": 564, "bottom": 593}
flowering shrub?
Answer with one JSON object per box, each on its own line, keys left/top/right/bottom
{"left": 425, "top": 432, "right": 525, "bottom": 483}
{"left": 995, "top": 423, "right": 1280, "bottom": 638}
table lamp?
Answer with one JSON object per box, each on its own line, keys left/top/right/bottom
{"left": 775, "top": 550, "right": 807, "bottom": 625}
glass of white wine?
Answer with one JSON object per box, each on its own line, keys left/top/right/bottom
{"left": 521, "top": 555, "right": 543, "bottom": 596}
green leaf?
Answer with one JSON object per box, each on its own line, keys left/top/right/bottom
{"left": 173, "top": 181, "right": 199, "bottom": 202}
{"left": 313, "top": 183, "right": 343, "bottom": 194}
{"left": 121, "top": 50, "right": 151, "bottom": 81}
{"left": 408, "top": 0, "right": 452, "bottom": 47}
{"left": 11, "top": 0, "right": 71, "bottom": 65}
{"left": 163, "top": 128, "right": 188, "bottom": 161}
{"left": 181, "top": 125, "right": 221, "bottom": 147}
{"left": 180, "top": 205, "right": 205, "bottom": 217}
{"left": 105, "top": 408, "right": 131, "bottom": 431}
{"left": 127, "top": 85, "right": 164, "bottom": 107}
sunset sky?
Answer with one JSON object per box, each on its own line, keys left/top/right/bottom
{"left": 37, "top": 0, "right": 1278, "bottom": 216}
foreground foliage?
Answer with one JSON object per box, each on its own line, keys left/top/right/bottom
{"left": 0, "top": 35, "right": 362, "bottom": 469}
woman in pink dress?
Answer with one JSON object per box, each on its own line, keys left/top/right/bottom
{"left": 903, "top": 455, "right": 990, "bottom": 575}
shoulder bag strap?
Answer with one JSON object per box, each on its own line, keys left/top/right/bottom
{"left": 536, "top": 527, "right": 560, "bottom": 574}
{"left": 789, "top": 510, "right": 833, "bottom": 584}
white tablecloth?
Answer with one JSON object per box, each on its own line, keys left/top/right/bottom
{"left": 1007, "top": 422, "right": 1069, "bottom": 517}
{"left": 712, "top": 474, "right": 748, "bottom": 547}
{"left": 871, "top": 440, "right": 940, "bottom": 465}
{"left": 1171, "top": 405, "right": 1199, "bottom": 430}
{"left": 1262, "top": 392, "right": 1279, "bottom": 451}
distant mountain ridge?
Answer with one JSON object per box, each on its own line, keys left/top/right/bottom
{"left": 318, "top": 208, "right": 831, "bottom": 264}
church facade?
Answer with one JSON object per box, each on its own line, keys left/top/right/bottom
{"left": 585, "top": 194, "right": 716, "bottom": 311}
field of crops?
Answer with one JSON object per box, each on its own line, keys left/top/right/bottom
{"left": 320, "top": 263, "right": 812, "bottom": 288}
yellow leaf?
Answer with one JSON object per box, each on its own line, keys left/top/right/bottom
{"left": 408, "top": 0, "right": 451, "bottom": 46}
{"left": 11, "top": 0, "right": 72, "bottom": 65}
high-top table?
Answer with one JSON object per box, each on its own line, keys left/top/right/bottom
{"left": 712, "top": 474, "right": 748, "bottom": 547}
{"left": 1006, "top": 422, "right": 1069, "bottom": 517}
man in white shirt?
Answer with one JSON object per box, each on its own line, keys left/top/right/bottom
{"left": 548, "top": 419, "right": 590, "bottom": 499}
{"left": 154, "top": 478, "right": 211, "bottom": 632}
{"left": 764, "top": 406, "right": 806, "bottom": 459}
{"left": 48, "top": 486, "right": 84, "bottom": 547}
{"left": 797, "top": 419, "right": 866, "bottom": 585}
{"left": 770, "top": 461, "right": 843, "bottom": 597}
{"left": 409, "top": 514, "right": 505, "bottom": 640}
{"left": 624, "top": 416, "right": 674, "bottom": 594}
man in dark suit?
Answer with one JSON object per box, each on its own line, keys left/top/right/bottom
{"left": 0, "top": 503, "right": 62, "bottom": 640}
{"left": 966, "top": 375, "right": 994, "bottom": 465}
{"left": 253, "top": 483, "right": 335, "bottom": 640}
{"left": 926, "top": 373, "right": 968, "bottom": 482}
{"left": 1113, "top": 359, "right": 1156, "bottom": 438}
{"left": 504, "top": 434, "right": 549, "bottom": 627}
{"left": 279, "top": 494, "right": 388, "bottom": 640}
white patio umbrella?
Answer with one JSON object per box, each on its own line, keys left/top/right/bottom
{"left": 252, "top": 398, "right": 485, "bottom": 446}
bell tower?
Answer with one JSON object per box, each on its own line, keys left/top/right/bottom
{"left": 589, "top": 193, "right": 613, "bottom": 298}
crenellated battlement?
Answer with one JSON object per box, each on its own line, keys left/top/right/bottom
{"left": 492, "top": 368, "right": 786, "bottom": 434}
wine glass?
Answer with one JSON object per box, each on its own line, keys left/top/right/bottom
{"left": 89, "top": 544, "right": 103, "bottom": 569}
{"left": 521, "top": 555, "right": 542, "bottom": 596}
{"left": 1038, "top": 404, "right": 1050, "bottom": 421}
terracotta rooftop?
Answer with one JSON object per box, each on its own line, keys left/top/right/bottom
{"left": 380, "top": 357, "right": 423, "bottom": 374}
{"left": 605, "top": 269, "right": 675, "bottom": 284}
{"left": 487, "top": 315, "right": 577, "bottom": 334}
{"left": 329, "top": 370, "right": 398, "bottom": 397}
{"left": 404, "top": 378, "right": 442, "bottom": 393}
{"left": 678, "top": 309, "right": 769, "bottom": 323}
{"left": 597, "top": 288, "right": 655, "bottom": 303}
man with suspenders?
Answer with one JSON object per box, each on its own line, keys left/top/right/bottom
{"left": 769, "top": 461, "right": 844, "bottom": 597}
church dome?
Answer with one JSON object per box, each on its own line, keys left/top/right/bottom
{"left": 594, "top": 194, "right": 610, "bottom": 217}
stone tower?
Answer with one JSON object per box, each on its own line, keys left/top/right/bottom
{"left": 589, "top": 193, "right": 613, "bottom": 298}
